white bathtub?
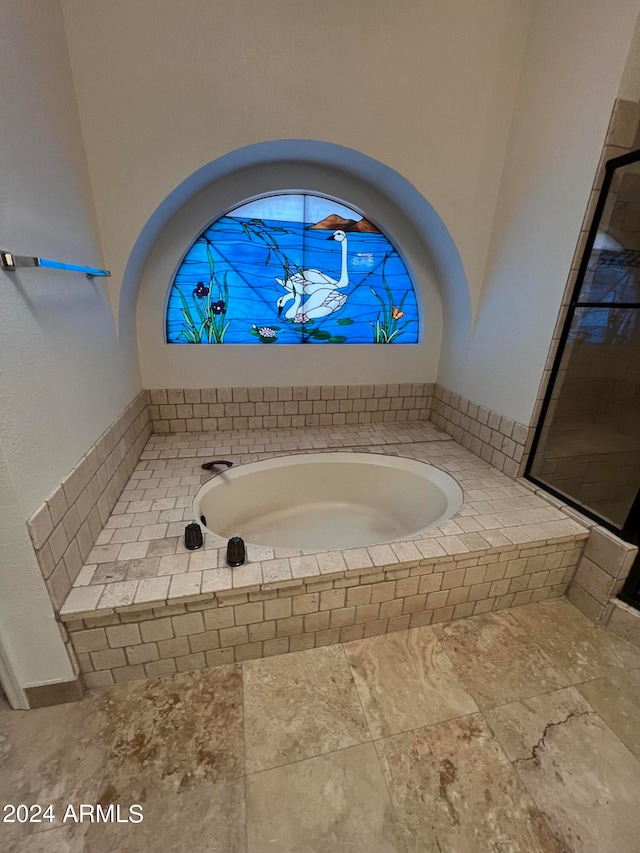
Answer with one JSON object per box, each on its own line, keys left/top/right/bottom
{"left": 193, "top": 452, "right": 463, "bottom": 551}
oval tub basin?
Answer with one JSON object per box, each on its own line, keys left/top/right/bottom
{"left": 193, "top": 452, "right": 463, "bottom": 551}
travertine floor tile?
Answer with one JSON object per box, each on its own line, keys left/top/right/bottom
{"left": 96, "top": 665, "right": 244, "bottom": 802}
{"left": 486, "top": 686, "right": 640, "bottom": 853}
{"left": 0, "top": 697, "right": 106, "bottom": 842}
{"left": 376, "top": 714, "right": 564, "bottom": 853}
{"left": 5, "top": 782, "right": 245, "bottom": 853}
{"left": 83, "top": 780, "right": 246, "bottom": 852}
{"left": 577, "top": 667, "right": 640, "bottom": 759}
{"left": 246, "top": 743, "right": 401, "bottom": 853}
{"left": 243, "top": 645, "right": 369, "bottom": 773}
{"left": 511, "top": 599, "right": 640, "bottom": 682}
{"left": 433, "top": 611, "right": 567, "bottom": 708}
{"left": 7, "top": 827, "right": 87, "bottom": 853}
{"left": 344, "top": 626, "right": 478, "bottom": 737}
{"left": 5, "top": 608, "right": 640, "bottom": 852}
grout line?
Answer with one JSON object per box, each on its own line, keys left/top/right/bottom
{"left": 239, "top": 660, "right": 250, "bottom": 851}
{"left": 142, "top": 435, "right": 455, "bottom": 457}
{"left": 481, "top": 684, "right": 640, "bottom": 829}
{"left": 343, "top": 636, "right": 482, "bottom": 743}
{"left": 240, "top": 649, "right": 373, "bottom": 780}
{"left": 369, "top": 710, "right": 484, "bottom": 749}
{"left": 480, "top": 679, "right": 588, "bottom": 715}
{"left": 139, "top": 439, "right": 455, "bottom": 462}
{"left": 479, "top": 704, "right": 563, "bottom": 845}
{"left": 240, "top": 726, "right": 397, "bottom": 780}
{"left": 568, "top": 690, "right": 640, "bottom": 766}
{"left": 339, "top": 640, "right": 374, "bottom": 742}
{"left": 434, "top": 605, "right": 575, "bottom": 713}
{"left": 83, "top": 604, "right": 640, "bottom": 843}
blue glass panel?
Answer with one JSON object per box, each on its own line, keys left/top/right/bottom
{"left": 166, "top": 194, "right": 419, "bottom": 344}
{"left": 38, "top": 258, "right": 110, "bottom": 276}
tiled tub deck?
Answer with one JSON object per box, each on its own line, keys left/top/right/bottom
{"left": 58, "top": 421, "right": 589, "bottom": 688}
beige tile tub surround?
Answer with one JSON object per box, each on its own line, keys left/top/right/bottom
{"left": 64, "top": 422, "right": 584, "bottom": 600}
{"left": 148, "top": 382, "right": 535, "bottom": 482}
{"left": 25, "top": 392, "right": 151, "bottom": 616}
{"left": 521, "top": 479, "right": 640, "bottom": 645}
{"left": 56, "top": 421, "right": 591, "bottom": 686}
{"left": 63, "top": 535, "right": 585, "bottom": 689}
{"left": 568, "top": 525, "right": 638, "bottom": 623}
{"left": 147, "top": 383, "right": 434, "bottom": 433}
{"left": 430, "top": 384, "right": 531, "bottom": 478}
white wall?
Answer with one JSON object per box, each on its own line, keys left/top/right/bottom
{"left": 61, "top": 0, "right": 532, "bottom": 384}
{"left": 59, "top": 0, "right": 640, "bottom": 421}
{"left": 0, "top": 0, "right": 141, "bottom": 691}
{"left": 619, "top": 9, "right": 640, "bottom": 101}
{"left": 439, "top": 0, "right": 640, "bottom": 424}
{"left": 0, "top": 0, "right": 141, "bottom": 516}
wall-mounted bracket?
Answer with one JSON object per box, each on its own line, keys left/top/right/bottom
{"left": 1, "top": 250, "right": 110, "bottom": 280}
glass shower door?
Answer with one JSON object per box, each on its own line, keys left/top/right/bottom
{"left": 527, "top": 150, "right": 640, "bottom": 604}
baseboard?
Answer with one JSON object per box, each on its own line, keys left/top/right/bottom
{"left": 24, "top": 676, "right": 84, "bottom": 709}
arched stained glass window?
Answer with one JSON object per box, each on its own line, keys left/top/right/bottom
{"left": 166, "top": 194, "right": 419, "bottom": 344}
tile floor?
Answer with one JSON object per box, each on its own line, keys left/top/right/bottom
{"left": 2, "top": 599, "right": 640, "bottom": 852}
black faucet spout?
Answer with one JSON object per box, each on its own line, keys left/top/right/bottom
{"left": 201, "top": 460, "right": 234, "bottom": 471}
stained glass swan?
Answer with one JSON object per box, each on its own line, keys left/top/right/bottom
{"left": 275, "top": 230, "right": 350, "bottom": 294}
{"left": 276, "top": 230, "right": 350, "bottom": 320}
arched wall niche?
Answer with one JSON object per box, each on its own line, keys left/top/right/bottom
{"left": 125, "top": 141, "right": 471, "bottom": 388}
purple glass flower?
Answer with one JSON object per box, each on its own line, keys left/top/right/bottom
{"left": 212, "top": 300, "right": 225, "bottom": 315}
{"left": 193, "top": 281, "right": 209, "bottom": 299}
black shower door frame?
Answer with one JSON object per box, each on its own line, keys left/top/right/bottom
{"left": 525, "top": 149, "right": 640, "bottom": 607}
